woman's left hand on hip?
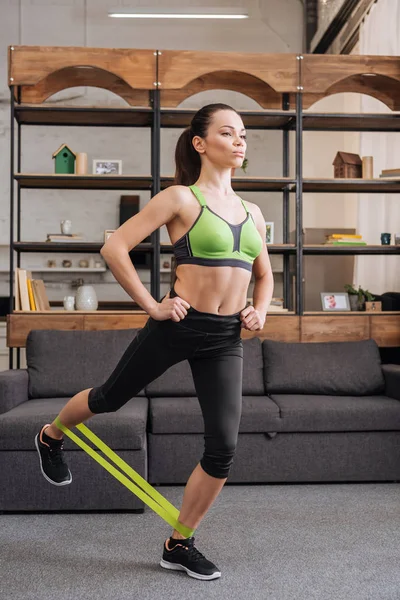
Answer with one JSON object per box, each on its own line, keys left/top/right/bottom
{"left": 240, "top": 306, "right": 265, "bottom": 330}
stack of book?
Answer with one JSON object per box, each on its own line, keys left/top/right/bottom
{"left": 324, "top": 234, "right": 367, "bottom": 246}
{"left": 46, "top": 233, "right": 84, "bottom": 242}
{"left": 14, "top": 268, "right": 51, "bottom": 311}
{"left": 379, "top": 168, "right": 400, "bottom": 178}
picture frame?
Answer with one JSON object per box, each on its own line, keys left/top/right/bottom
{"left": 265, "top": 222, "right": 274, "bottom": 244}
{"left": 104, "top": 230, "right": 115, "bottom": 243}
{"left": 320, "top": 292, "right": 351, "bottom": 311}
{"left": 93, "top": 160, "right": 122, "bottom": 175}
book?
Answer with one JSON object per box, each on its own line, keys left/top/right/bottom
{"left": 325, "top": 239, "right": 366, "bottom": 244}
{"left": 27, "top": 279, "right": 37, "bottom": 310}
{"left": 14, "top": 267, "right": 21, "bottom": 311}
{"left": 380, "top": 168, "right": 400, "bottom": 175}
{"left": 32, "top": 280, "right": 51, "bottom": 311}
{"left": 46, "top": 233, "right": 82, "bottom": 237}
{"left": 325, "top": 233, "right": 366, "bottom": 245}
{"left": 46, "top": 234, "right": 83, "bottom": 242}
{"left": 31, "top": 280, "right": 43, "bottom": 311}
{"left": 17, "top": 269, "right": 31, "bottom": 311}
{"left": 327, "top": 234, "right": 362, "bottom": 239}
{"left": 328, "top": 241, "right": 367, "bottom": 246}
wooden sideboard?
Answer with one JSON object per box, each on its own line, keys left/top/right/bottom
{"left": 7, "top": 311, "right": 400, "bottom": 348}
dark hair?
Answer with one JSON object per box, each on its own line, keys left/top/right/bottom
{"left": 174, "top": 103, "right": 240, "bottom": 186}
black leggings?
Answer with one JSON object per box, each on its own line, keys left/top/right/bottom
{"left": 88, "top": 285, "right": 244, "bottom": 479}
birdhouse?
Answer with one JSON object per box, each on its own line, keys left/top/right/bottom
{"left": 52, "top": 144, "right": 76, "bottom": 174}
{"left": 333, "top": 152, "right": 362, "bottom": 179}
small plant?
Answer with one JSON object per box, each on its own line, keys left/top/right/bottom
{"left": 344, "top": 284, "right": 375, "bottom": 307}
{"left": 364, "top": 289, "right": 375, "bottom": 302}
{"left": 241, "top": 158, "right": 249, "bottom": 173}
{"left": 344, "top": 284, "right": 364, "bottom": 303}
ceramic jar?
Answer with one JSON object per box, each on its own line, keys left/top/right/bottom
{"left": 75, "top": 285, "right": 98, "bottom": 311}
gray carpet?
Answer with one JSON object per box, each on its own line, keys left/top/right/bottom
{"left": 1, "top": 483, "right": 400, "bottom": 600}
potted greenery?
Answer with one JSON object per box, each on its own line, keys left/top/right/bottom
{"left": 344, "top": 284, "right": 375, "bottom": 311}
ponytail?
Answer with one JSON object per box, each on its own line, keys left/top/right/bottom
{"left": 174, "top": 103, "right": 240, "bottom": 187}
{"left": 174, "top": 127, "right": 201, "bottom": 186}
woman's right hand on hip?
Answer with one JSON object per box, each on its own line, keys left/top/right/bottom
{"left": 149, "top": 291, "right": 191, "bottom": 322}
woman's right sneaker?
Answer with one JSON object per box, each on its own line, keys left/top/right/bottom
{"left": 35, "top": 424, "right": 72, "bottom": 486}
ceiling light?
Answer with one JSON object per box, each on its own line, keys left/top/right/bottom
{"left": 108, "top": 7, "right": 248, "bottom": 19}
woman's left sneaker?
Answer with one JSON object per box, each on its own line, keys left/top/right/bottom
{"left": 160, "top": 536, "right": 221, "bottom": 580}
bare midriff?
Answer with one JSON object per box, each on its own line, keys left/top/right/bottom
{"left": 174, "top": 263, "right": 251, "bottom": 315}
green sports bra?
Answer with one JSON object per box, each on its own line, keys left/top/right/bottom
{"left": 172, "top": 185, "right": 263, "bottom": 272}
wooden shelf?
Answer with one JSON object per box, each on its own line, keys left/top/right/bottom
{"left": 303, "top": 244, "right": 400, "bottom": 255}
{"left": 15, "top": 174, "right": 154, "bottom": 190}
{"left": 15, "top": 174, "right": 295, "bottom": 192}
{"left": 0, "top": 267, "right": 106, "bottom": 273}
{"left": 13, "top": 242, "right": 398, "bottom": 256}
{"left": 13, "top": 105, "right": 400, "bottom": 132}
{"left": 14, "top": 105, "right": 154, "bottom": 127}
{"left": 12, "top": 242, "right": 153, "bottom": 253}
{"left": 16, "top": 174, "right": 400, "bottom": 194}
{"left": 13, "top": 310, "right": 147, "bottom": 314}
{"left": 302, "top": 178, "right": 400, "bottom": 193}
{"left": 301, "top": 113, "right": 400, "bottom": 132}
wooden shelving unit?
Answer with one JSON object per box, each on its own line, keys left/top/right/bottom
{"left": 7, "top": 47, "right": 400, "bottom": 355}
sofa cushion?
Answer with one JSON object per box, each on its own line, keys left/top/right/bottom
{"left": 269, "top": 394, "right": 400, "bottom": 432}
{"left": 149, "top": 396, "right": 281, "bottom": 434}
{"left": 146, "top": 338, "right": 265, "bottom": 397}
{"left": 26, "top": 329, "right": 145, "bottom": 399}
{"left": 263, "top": 339, "right": 385, "bottom": 396}
{"left": 0, "top": 397, "right": 148, "bottom": 451}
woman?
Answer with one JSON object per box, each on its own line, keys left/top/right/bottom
{"left": 35, "top": 103, "right": 274, "bottom": 581}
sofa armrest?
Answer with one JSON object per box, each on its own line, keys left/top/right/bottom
{"left": 382, "top": 365, "right": 400, "bottom": 401}
{"left": 0, "top": 369, "right": 29, "bottom": 415}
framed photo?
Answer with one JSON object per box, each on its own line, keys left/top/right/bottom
{"left": 265, "top": 222, "right": 274, "bottom": 244}
{"left": 93, "top": 160, "right": 122, "bottom": 175}
{"left": 104, "top": 229, "right": 115, "bottom": 243}
{"left": 320, "top": 292, "right": 350, "bottom": 311}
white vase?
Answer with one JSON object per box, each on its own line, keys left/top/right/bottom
{"left": 75, "top": 285, "right": 98, "bottom": 311}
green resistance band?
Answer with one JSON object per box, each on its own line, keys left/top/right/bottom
{"left": 54, "top": 416, "right": 194, "bottom": 538}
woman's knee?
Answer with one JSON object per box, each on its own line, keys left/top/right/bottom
{"left": 87, "top": 386, "right": 124, "bottom": 414}
{"left": 200, "top": 438, "right": 238, "bottom": 479}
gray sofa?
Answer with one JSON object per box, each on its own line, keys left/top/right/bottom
{"left": 1, "top": 329, "right": 399, "bottom": 512}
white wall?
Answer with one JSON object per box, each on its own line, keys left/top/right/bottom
{"left": 302, "top": 92, "right": 360, "bottom": 230}
{"left": 0, "top": 0, "right": 304, "bottom": 304}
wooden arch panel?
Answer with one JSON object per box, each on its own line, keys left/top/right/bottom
{"left": 158, "top": 51, "right": 298, "bottom": 104}
{"left": 160, "top": 70, "right": 290, "bottom": 109}
{"left": 302, "top": 54, "right": 400, "bottom": 110}
{"left": 18, "top": 66, "right": 150, "bottom": 106}
{"left": 8, "top": 45, "right": 156, "bottom": 93}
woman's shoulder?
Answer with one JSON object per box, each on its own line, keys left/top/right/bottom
{"left": 160, "top": 185, "right": 194, "bottom": 207}
{"left": 241, "top": 198, "right": 262, "bottom": 217}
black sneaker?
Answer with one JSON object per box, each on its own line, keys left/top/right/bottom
{"left": 160, "top": 537, "right": 221, "bottom": 580}
{"left": 34, "top": 424, "right": 72, "bottom": 486}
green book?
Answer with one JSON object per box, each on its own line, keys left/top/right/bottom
{"left": 331, "top": 241, "right": 367, "bottom": 246}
